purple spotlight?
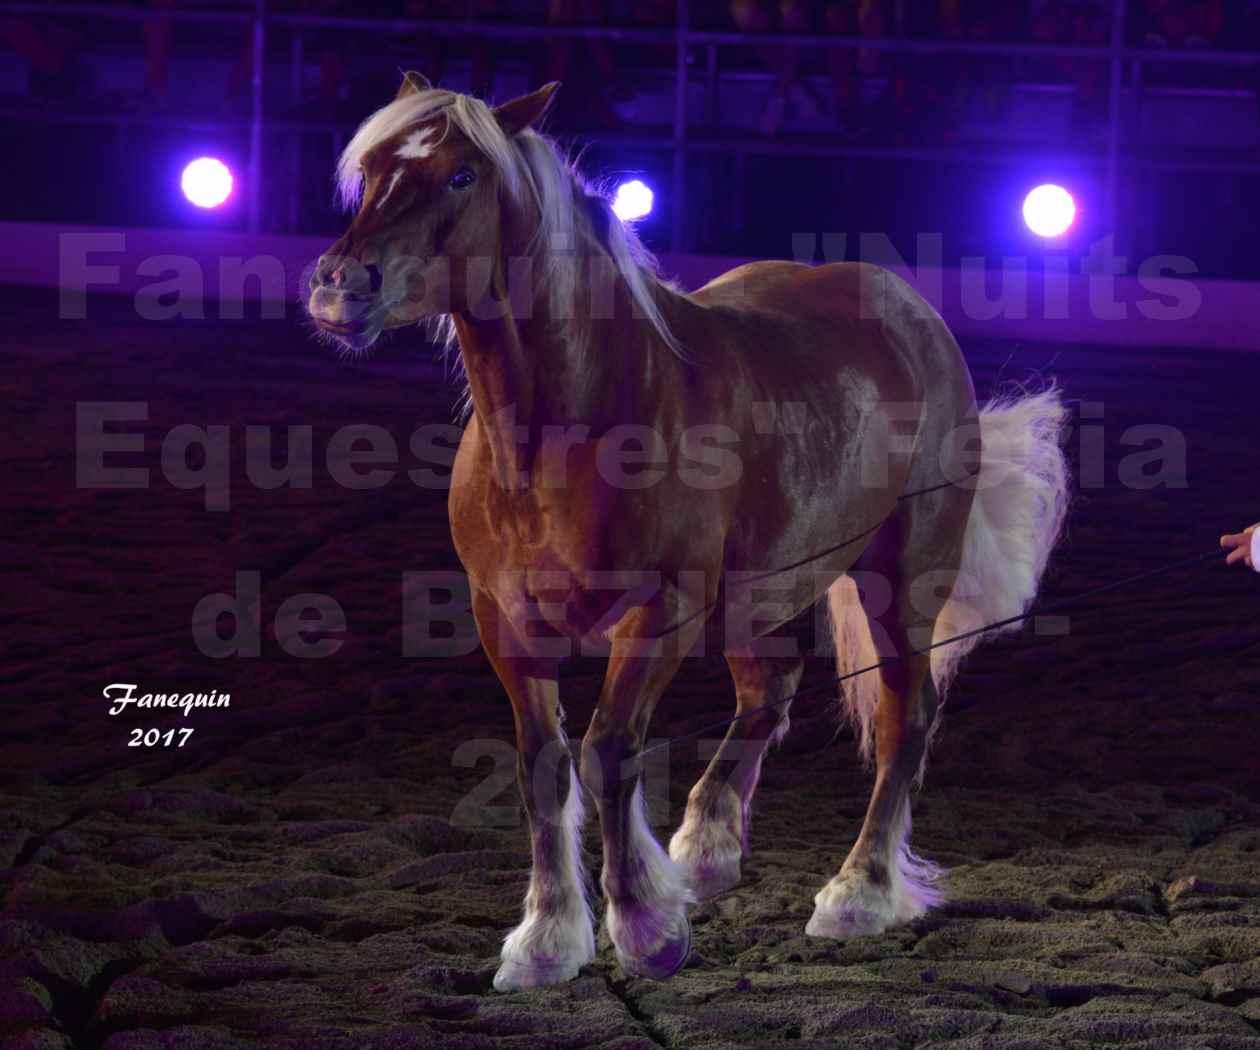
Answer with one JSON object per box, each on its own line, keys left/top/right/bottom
{"left": 1022, "top": 184, "right": 1076, "bottom": 238}
{"left": 612, "top": 179, "right": 653, "bottom": 222}
{"left": 181, "top": 157, "right": 234, "bottom": 209}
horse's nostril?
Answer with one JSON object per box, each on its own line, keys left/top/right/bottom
{"left": 312, "top": 260, "right": 340, "bottom": 290}
{"left": 313, "top": 257, "right": 378, "bottom": 295}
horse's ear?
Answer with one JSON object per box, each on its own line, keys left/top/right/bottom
{"left": 396, "top": 70, "right": 433, "bottom": 100}
{"left": 493, "top": 82, "right": 561, "bottom": 136}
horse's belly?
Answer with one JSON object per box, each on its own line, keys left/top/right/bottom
{"left": 719, "top": 421, "right": 909, "bottom": 639}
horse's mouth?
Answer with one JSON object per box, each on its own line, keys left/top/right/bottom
{"left": 307, "top": 287, "right": 392, "bottom": 350}
{"left": 309, "top": 310, "right": 387, "bottom": 353}
{"left": 314, "top": 317, "right": 371, "bottom": 336}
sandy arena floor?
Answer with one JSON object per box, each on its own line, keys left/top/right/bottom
{"left": 2, "top": 289, "right": 1259, "bottom": 1049}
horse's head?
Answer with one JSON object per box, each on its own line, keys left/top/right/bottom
{"left": 308, "top": 73, "right": 559, "bottom": 350}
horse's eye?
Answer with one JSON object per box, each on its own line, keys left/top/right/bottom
{"left": 449, "top": 168, "right": 476, "bottom": 190}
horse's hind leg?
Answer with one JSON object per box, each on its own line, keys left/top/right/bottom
{"left": 669, "top": 647, "right": 802, "bottom": 899}
{"left": 806, "top": 645, "right": 941, "bottom": 937}
{"left": 807, "top": 512, "right": 959, "bottom": 938}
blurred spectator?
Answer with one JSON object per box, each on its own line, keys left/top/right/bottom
{"left": 1131, "top": 0, "right": 1227, "bottom": 89}
{"left": 729, "top": 0, "right": 813, "bottom": 136}
{"left": 1, "top": 14, "right": 86, "bottom": 100}
{"left": 224, "top": 0, "right": 347, "bottom": 112}
{"left": 152, "top": 0, "right": 260, "bottom": 111}
{"left": 618, "top": 0, "right": 676, "bottom": 62}
{"left": 404, "top": 0, "right": 500, "bottom": 99}
{"left": 148, "top": 0, "right": 261, "bottom": 109}
{"left": 287, "top": 0, "right": 353, "bottom": 109}
{"left": 142, "top": 0, "right": 180, "bottom": 107}
{"left": 1030, "top": 0, "right": 1110, "bottom": 136}
{"left": 545, "top": 0, "right": 679, "bottom": 125}
{"left": 730, "top": 0, "right": 892, "bottom": 136}
{"left": 600, "top": 0, "right": 676, "bottom": 124}
{"left": 1239, "top": 0, "right": 1260, "bottom": 48}
{"left": 230, "top": 0, "right": 503, "bottom": 113}
{"left": 887, "top": 2, "right": 1020, "bottom": 140}
{"left": 543, "top": 0, "right": 634, "bottom": 129}
{"left": 821, "top": 1, "right": 891, "bottom": 135}
{"left": 1136, "top": 0, "right": 1226, "bottom": 47}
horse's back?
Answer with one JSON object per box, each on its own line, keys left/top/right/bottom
{"left": 691, "top": 259, "right": 814, "bottom": 309}
{"left": 694, "top": 260, "right": 944, "bottom": 336}
{"left": 688, "top": 259, "right": 977, "bottom": 502}
{"left": 691, "top": 260, "right": 966, "bottom": 400}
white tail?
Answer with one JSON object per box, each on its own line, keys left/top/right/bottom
{"left": 828, "top": 386, "right": 1071, "bottom": 764}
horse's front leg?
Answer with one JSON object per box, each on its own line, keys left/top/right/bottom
{"left": 580, "top": 595, "right": 705, "bottom": 981}
{"left": 473, "top": 592, "right": 595, "bottom": 991}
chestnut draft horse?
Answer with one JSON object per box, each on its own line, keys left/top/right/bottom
{"left": 308, "top": 74, "right": 1070, "bottom": 991}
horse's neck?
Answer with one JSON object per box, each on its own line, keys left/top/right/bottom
{"left": 453, "top": 258, "right": 680, "bottom": 488}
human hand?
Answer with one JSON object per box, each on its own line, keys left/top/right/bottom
{"left": 1220, "top": 523, "right": 1260, "bottom": 568}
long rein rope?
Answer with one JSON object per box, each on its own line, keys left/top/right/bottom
{"left": 636, "top": 467, "right": 1230, "bottom": 758}
{"left": 646, "top": 474, "right": 971, "bottom": 643}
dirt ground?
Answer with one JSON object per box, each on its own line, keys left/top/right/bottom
{"left": 2, "top": 288, "right": 1259, "bottom": 1050}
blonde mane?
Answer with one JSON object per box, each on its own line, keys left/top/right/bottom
{"left": 335, "top": 88, "right": 688, "bottom": 368}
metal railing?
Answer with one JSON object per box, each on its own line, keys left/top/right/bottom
{"left": 3, "top": 0, "right": 1260, "bottom": 248}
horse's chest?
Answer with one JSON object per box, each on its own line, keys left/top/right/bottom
{"left": 450, "top": 484, "right": 622, "bottom": 644}
{"left": 491, "top": 565, "right": 629, "bottom": 644}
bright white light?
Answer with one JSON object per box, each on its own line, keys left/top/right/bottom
{"left": 1022, "top": 184, "right": 1076, "bottom": 238}
{"left": 181, "top": 157, "right": 234, "bottom": 209}
{"left": 612, "top": 179, "right": 654, "bottom": 222}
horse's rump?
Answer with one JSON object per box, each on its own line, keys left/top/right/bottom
{"left": 828, "top": 384, "right": 1071, "bottom": 766}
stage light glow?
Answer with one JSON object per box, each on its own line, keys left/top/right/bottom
{"left": 1022, "top": 184, "right": 1076, "bottom": 238}
{"left": 181, "top": 157, "right": 234, "bottom": 209}
{"left": 612, "top": 179, "right": 654, "bottom": 221}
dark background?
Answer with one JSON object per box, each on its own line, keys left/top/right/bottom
{"left": 5, "top": 1, "right": 1260, "bottom": 1046}
{"left": 5, "top": 0, "right": 1260, "bottom": 272}
{"left": 2, "top": 287, "right": 1259, "bottom": 1047}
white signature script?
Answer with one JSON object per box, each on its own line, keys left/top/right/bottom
{"left": 104, "top": 683, "right": 231, "bottom": 718}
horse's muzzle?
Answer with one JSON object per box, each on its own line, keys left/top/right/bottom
{"left": 307, "top": 285, "right": 386, "bottom": 350}
{"left": 311, "top": 253, "right": 383, "bottom": 297}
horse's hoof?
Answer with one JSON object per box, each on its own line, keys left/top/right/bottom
{"left": 493, "top": 955, "right": 584, "bottom": 991}
{"left": 669, "top": 819, "right": 742, "bottom": 901}
{"left": 617, "top": 914, "right": 692, "bottom": 981}
{"left": 805, "top": 872, "right": 899, "bottom": 940}
{"left": 804, "top": 905, "right": 888, "bottom": 940}
{"left": 680, "top": 857, "right": 741, "bottom": 901}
